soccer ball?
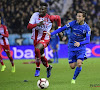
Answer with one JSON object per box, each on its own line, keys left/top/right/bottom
{"left": 37, "top": 78, "right": 49, "bottom": 89}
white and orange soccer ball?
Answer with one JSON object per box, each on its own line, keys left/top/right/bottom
{"left": 37, "top": 78, "right": 49, "bottom": 89}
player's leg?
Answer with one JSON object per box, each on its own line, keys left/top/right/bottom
{"left": 5, "top": 45, "right": 15, "bottom": 72}
{"left": 55, "top": 44, "right": 59, "bottom": 63}
{"left": 6, "top": 51, "right": 15, "bottom": 72}
{"left": 34, "top": 56, "right": 41, "bottom": 77}
{"left": 68, "top": 50, "right": 78, "bottom": 84}
{"left": 40, "top": 40, "right": 52, "bottom": 78}
{"left": 55, "top": 50, "right": 58, "bottom": 63}
{"left": 69, "top": 62, "right": 77, "bottom": 69}
{"left": 52, "top": 49, "right": 56, "bottom": 63}
{"left": 0, "top": 55, "right": 6, "bottom": 71}
{"left": 34, "top": 43, "right": 43, "bottom": 77}
{"left": 71, "top": 50, "right": 85, "bottom": 84}
{"left": 68, "top": 51, "right": 77, "bottom": 69}
{"left": 71, "top": 59, "right": 82, "bottom": 83}
{"left": 40, "top": 49, "right": 52, "bottom": 78}
{"left": 0, "top": 46, "right": 6, "bottom": 71}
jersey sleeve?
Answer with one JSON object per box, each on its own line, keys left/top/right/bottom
{"left": 29, "top": 13, "right": 36, "bottom": 24}
{"left": 27, "top": 13, "right": 37, "bottom": 30}
{"left": 80, "top": 26, "right": 91, "bottom": 45}
{"left": 51, "top": 20, "right": 74, "bottom": 36}
{"left": 1, "top": 25, "right": 9, "bottom": 37}
{"left": 65, "top": 20, "right": 75, "bottom": 28}
{"left": 51, "top": 25, "right": 67, "bottom": 36}
{"left": 50, "top": 15, "right": 61, "bottom": 27}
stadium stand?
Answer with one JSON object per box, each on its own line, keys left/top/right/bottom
{"left": 0, "top": 0, "right": 100, "bottom": 45}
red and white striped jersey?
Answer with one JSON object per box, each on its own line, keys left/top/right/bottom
{"left": 27, "top": 12, "right": 61, "bottom": 41}
{"left": 0, "top": 25, "right": 9, "bottom": 45}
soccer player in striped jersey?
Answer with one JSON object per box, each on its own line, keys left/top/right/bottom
{"left": 0, "top": 14, "right": 15, "bottom": 72}
{"left": 27, "top": 3, "right": 61, "bottom": 78}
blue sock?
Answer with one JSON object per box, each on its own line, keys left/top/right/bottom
{"left": 55, "top": 51, "right": 58, "bottom": 63}
{"left": 73, "top": 67, "right": 82, "bottom": 80}
{"left": 53, "top": 52, "right": 56, "bottom": 62}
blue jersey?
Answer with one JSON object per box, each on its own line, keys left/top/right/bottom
{"left": 50, "top": 34, "right": 60, "bottom": 50}
{"left": 51, "top": 20, "right": 91, "bottom": 51}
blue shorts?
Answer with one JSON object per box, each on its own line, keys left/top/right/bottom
{"left": 68, "top": 50, "right": 85, "bottom": 64}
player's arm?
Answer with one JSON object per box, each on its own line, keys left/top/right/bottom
{"left": 51, "top": 20, "right": 74, "bottom": 36}
{"left": 74, "top": 27, "right": 91, "bottom": 47}
{"left": 45, "top": 21, "right": 73, "bottom": 36}
{"left": 80, "top": 28, "right": 91, "bottom": 45}
{"left": 1, "top": 25, "right": 9, "bottom": 37}
{"left": 27, "top": 13, "right": 43, "bottom": 30}
{"left": 51, "top": 15, "right": 61, "bottom": 28}
{"left": 51, "top": 25, "right": 68, "bottom": 36}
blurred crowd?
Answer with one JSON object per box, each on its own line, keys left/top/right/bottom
{"left": 0, "top": 0, "right": 100, "bottom": 44}
{"left": 0, "top": 0, "right": 40, "bottom": 34}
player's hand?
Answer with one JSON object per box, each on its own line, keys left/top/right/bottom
{"left": 37, "top": 21, "right": 44, "bottom": 26}
{"left": 74, "top": 41, "right": 80, "bottom": 47}
{"left": 44, "top": 32, "right": 51, "bottom": 36}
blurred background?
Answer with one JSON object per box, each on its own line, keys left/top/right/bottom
{"left": 0, "top": 0, "right": 100, "bottom": 59}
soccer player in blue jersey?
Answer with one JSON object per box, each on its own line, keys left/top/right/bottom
{"left": 46, "top": 11, "right": 91, "bottom": 84}
{"left": 49, "top": 30, "right": 60, "bottom": 63}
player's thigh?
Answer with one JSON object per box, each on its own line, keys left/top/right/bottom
{"left": 39, "top": 40, "right": 49, "bottom": 48}
{"left": 76, "top": 50, "right": 85, "bottom": 61}
{"left": 35, "top": 43, "right": 44, "bottom": 50}
{"left": 76, "top": 50, "right": 85, "bottom": 67}
{"left": 68, "top": 51, "right": 77, "bottom": 69}
{"left": 40, "top": 48, "right": 44, "bottom": 55}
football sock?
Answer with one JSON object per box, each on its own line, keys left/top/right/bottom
{"left": 41, "top": 56, "right": 49, "bottom": 67}
{"left": 9, "top": 56, "right": 14, "bottom": 66}
{"left": 73, "top": 67, "right": 82, "bottom": 80}
{"left": 35, "top": 48, "right": 41, "bottom": 67}
{"left": 53, "top": 52, "right": 56, "bottom": 62}
{"left": 36, "top": 61, "right": 40, "bottom": 68}
{"left": 56, "top": 51, "right": 58, "bottom": 63}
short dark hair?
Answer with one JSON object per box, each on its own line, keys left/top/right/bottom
{"left": 40, "top": 2, "right": 48, "bottom": 7}
{"left": 77, "top": 10, "right": 87, "bottom": 17}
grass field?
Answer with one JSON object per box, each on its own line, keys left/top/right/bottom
{"left": 0, "top": 58, "right": 100, "bottom": 90}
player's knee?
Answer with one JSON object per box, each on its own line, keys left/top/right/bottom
{"left": 70, "top": 67, "right": 75, "bottom": 69}
{"left": 35, "top": 48, "right": 40, "bottom": 53}
{"left": 70, "top": 65, "right": 75, "bottom": 69}
{"left": 77, "top": 63, "right": 82, "bottom": 67}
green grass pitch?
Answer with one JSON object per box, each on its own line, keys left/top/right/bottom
{"left": 0, "top": 58, "right": 100, "bottom": 90}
